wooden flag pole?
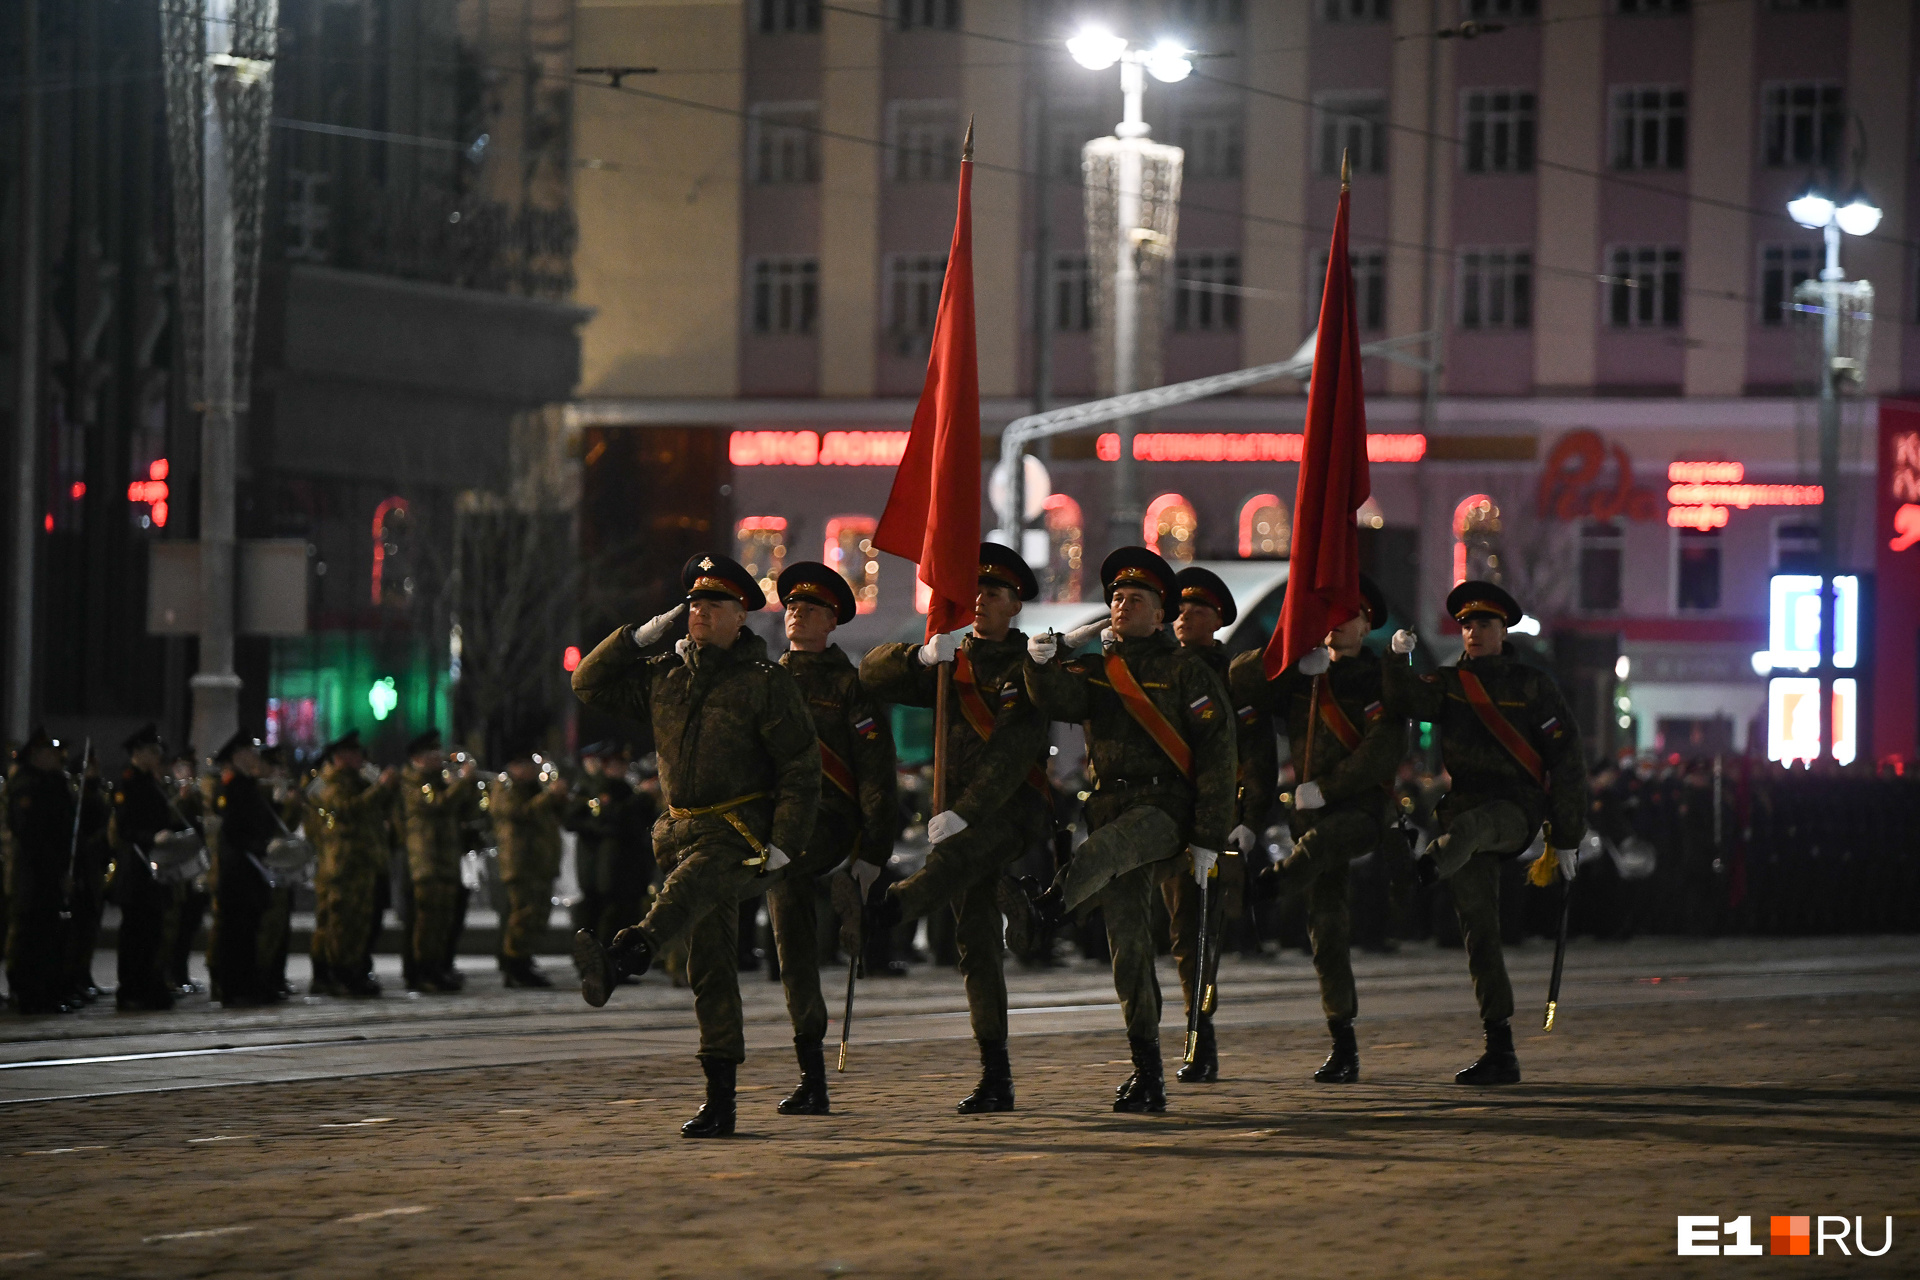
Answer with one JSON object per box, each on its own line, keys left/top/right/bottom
{"left": 933, "top": 660, "right": 952, "bottom": 813}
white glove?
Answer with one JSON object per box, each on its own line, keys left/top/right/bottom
{"left": 631, "top": 603, "right": 686, "bottom": 649}
{"left": 763, "top": 844, "right": 790, "bottom": 872}
{"left": 1190, "top": 846, "right": 1219, "bottom": 886}
{"left": 1099, "top": 626, "right": 1118, "bottom": 651}
{"left": 1295, "top": 780, "right": 1325, "bottom": 810}
{"left": 674, "top": 637, "right": 693, "bottom": 659}
{"left": 1392, "top": 629, "right": 1418, "bottom": 655}
{"left": 1228, "top": 824, "right": 1256, "bottom": 855}
{"left": 1063, "top": 619, "right": 1107, "bottom": 650}
{"left": 1026, "top": 632, "right": 1059, "bottom": 666}
{"left": 926, "top": 810, "right": 968, "bottom": 844}
{"left": 851, "top": 859, "right": 883, "bottom": 897}
{"left": 1297, "top": 647, "right": 1331, "bottom": 676}
{"left": 917, "top": 633, "right": 958, "bottom": 666}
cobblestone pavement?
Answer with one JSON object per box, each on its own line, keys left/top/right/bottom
{"left": 0, "top": 937, "right": 1915, "bottom": 1277}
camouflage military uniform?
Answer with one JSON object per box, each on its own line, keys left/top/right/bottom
{"left": 1025, "top": 630, "right": 1236, "bottom": 1043}
{"left": 309, "top": 764, "right": 396, "bottom": 989}
{"left": 491, "top": 776, "right": 567, "bottom": 969}
{"left": 1383, "top": 644, "right": 1588, "bottom": 1024}
{"left": 400, "top": 765, "right": 481, "bottom": 986}
{"left": 773, "top": 644, "right": 897, "bottom": 1044}
{"left": 862, "top": 631, "right": 1050, "bottom": 1043}
{"left": 572, "top": 625, "right": 820, "bottom": 1063}
{"left": 1232, "top": 645, "right": 1401, "bottom": 1024}
{"left": 5, "top": 761, "right": 74, "bottom": 1012}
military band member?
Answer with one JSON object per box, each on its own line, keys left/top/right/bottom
{"left": 572, "top": 553, "right": 821, "bottom": 1139}
{"left": 400, "top": 729, "right": 480, "bottom": 994}
{"left": 63, "top": 746, "right": 111, "bottom": 1006}
{"left": 1383, "top": 581, "right": 1589, "bottom": 1085}
{"left": 1022, "top": 548, "right": 1236, "bottom": 1113}
{"left": 851, "top": 543, "right": 1050, "bottom": 1115}
{"left": 167, "top": 751, "right": 210, "bottom": 996}
{"left": 492, "top": 748, "right": 570, "bottom": 988}
{"left": 111, "top": 723, "right": 188, "bottom": 1011}
{"left": 1234, "top": 575, "right": 1400, "bottom": 1084}
{"left": 258, "top": 746, "right": 303, "bottom": 999}
{"left": 211, "top": 733, "right": 278, "bottom": 1005}
{"left": 309, "top": 730, "right": 397, "bottom": 997}
{"left": 5, "top": 728, "right": 76, "bottom": 1014}
{"left": 566, "top": 742, "right": 657, "bottom": 967}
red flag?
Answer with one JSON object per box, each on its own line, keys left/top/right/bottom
{"left": 1263, "top": 179, "right": 1371, "bottom": 678}
{"left": 875, "top": 127, "right": 981, "bottom": 641}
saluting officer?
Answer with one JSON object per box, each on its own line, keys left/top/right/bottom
{"left": 1021, "top": 548, "right": 1236, "bottom": 1113}
{"left": 309, "top": 730, "right": 399, "bottom": 997}
{"left": 571, "top": 553, "right": 821, "bottom": 1139}
{"left": 1383, "top": 581, "right": 1589, "bottom": 1085}
{"left": 1233, "top": 575, "right": 1401, "bottom": 1084}
{"left": 852, "top": 542, "right": 1051, "bottom": 1115}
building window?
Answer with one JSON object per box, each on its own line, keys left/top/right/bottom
{"left": 1467, "top": 0, "right": 1538, "bottom": 16}
{"left": 824, "top": 516, "right": 880, "bottom": 613}
{"left": 1316, "top": 94, "right": 1388, "bottom": 177}
{"left": 1239, "top": 494, "right": 1290, "bottom": 559}
{"left": 736, "top": 517, "right": 789, "bottom": 606}
{"left": 1177, "top": 109, "right": 1244, "bottom": 180}
{"left": 1607, "top": 245, "right": 1683, "bottom": 329}
{"left": 1610, "top": 86, "right": 1686, "bottom": 170}
{"left": 1174, "top": 252, "right": 1240, "bottom": 332}
{"left": 1051, "top": 254, "right": 1091, "bottom": 332}
{"left": 1617, "top": 0, "right": 1687, "bottom": 10}
{"left": 886, "top": 255, "right": 947, "bottom": 340}
{"left": 1462, "top": 89, "right": 1536, "bottom": 174}
{"left": 1453, "top": 494, "right": 1502, "bottom": 585}
{"left": 1323, "top": 0, "right": 1391, "bottom": 20}
{"left": 1773, "top": 520, "right": 1821, "bottom": 572}
{"left": 1578, "top": 521, "right": 1624, "bottom": 611}
{"left": 887, "top": 100, "right": 961, "bottom": 183}
{"left": 1171, "top": 0, "right": 1245, "bottom": 22}
{"left": 1761, "top": 82, "right": 1844, "bottom": 170}
{"left": 1676, "top": 527, "right": 1722, "bottom": 611}
{"left": 285, "top": 169, "right": 332, "bottom": 263}
{"left": 757, "top": 0, "right": 821, "bottom": 32}
{"left": 1457, "top": 248, "right": 1531, "bottom": 330}
{"left": 750, "top": 258, "right": 819, "bottom": 335}
{"left": 1144, "top": 494, "right": 1199, "bottom": 564}
{"left": 749, "top": 103, "right": 820, "bottom": 184}
{"left": 1049, "top": 113, "right": 1103, "bottom": 182}
{"left": 894, "top": 0, "right": 958, "bottom": 30}
{"left": 1317, "top": 249, "right": 1387, "bottom": 331}
{"left": 1760, "top": 243, "right": 1818, "bottom": 325}
{"left": 1042, "top": 494, "right": 1085, "bottom": 603}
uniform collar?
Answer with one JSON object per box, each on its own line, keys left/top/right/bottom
{"left": 690, "top": 628, "right": 769, "bottom": 669}
{"left": 1112, "top": 628, "right": 1175, "bottom": 656}
{"left": 780, "top": 642, "right": 849, "bottom": 669}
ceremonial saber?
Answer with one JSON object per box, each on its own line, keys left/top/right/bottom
{"left": 60, "top": 737, "right": 91, "bottom": 920}
{"left": 1544, "top": 854, "right": 1575, "bottom": 1031}
{"left": 1198, "top": 866, "right": 1226, "bottom": 1016}
{"left": 1184, "top": 864, "right": 1210, "bottom": 1065}
{"left": 837, "top": 945, "right": 858, "bottom": 1071}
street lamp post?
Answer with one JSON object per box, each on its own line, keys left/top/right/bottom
{"left": 1787, "top": 181, "right": 1881, "bottom": 764}
{"left": 1066, "top": 26, "right": 1190, "bottom": 555}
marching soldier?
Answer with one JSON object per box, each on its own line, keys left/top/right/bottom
{"left": 309, "top": 730, "right": 398, "bottom": 998}
{"left": 1021, "top": 548, "right": 1236, "bottom": 1113}
{"left": 111, "top": 723, "right": 189, "bottom": 1011}
{"left": 769, "top": 562, "right": 897, "bottom": 1115}
{"left": 5, "top": 729, "right": 76, "bottom": 1014}
{"left": 211, "top": 733, "right": 278, "bottom": 1005}
{"left": 571, "top": 553, "right": 821, "bottom": 1139}
{"left": 1233, "top": 575, "right": 1401, "bottom": 1084}
{"left": 400, "top": 730, "right": 480, "bottom": 994}
{"left": 492, "top": 748, "right": 570, "bottom": 988}
{"left": 850, "top": 543, "right": 1050, "bottom": 1115}
{"left": 1383, "top": 581, "right": 1589, "bottom": 1085}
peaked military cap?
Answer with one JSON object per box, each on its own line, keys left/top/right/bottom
{"left": 321, "top": 728, "right": 363, "bottom": 761}
{"left": 977, "top": 541, "right": 1039, "bottom": 601}
{"left": 214, "top": 731, "right": 260, "bottom": 764}
{"left": 123, "top": 722, "right": 163, "bottom": 753}
{"left": 1100, "top": 546, "right": 1176, "bottom": 606}
{"left": 1358, "top": 574, "right": 1390, "bottom": 630}
{"left": 1447, "top": 580, "right": 1523, "bottom": 627}
{"left": 681, "top": 552, "right": 767, "bottom": 612}
{"left": 1173, "top": 566, "right": 1237, "bottom": 626}
{"left": 405, "top": 728, "right": 443, "bottom": 757}
{"left": 21, "top": 725, "right": 60, "bottom": 754}
{"left": 777, "top": 560, "right": 857, "bottom": 625}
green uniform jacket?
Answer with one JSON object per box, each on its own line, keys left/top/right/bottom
{"left": 1188, "top": 643, "right": 1268, "bottom": 831}
{"left": 781, "top": 645, "right": 899, "bottom": 865}
{"left": 401, "top": 766, "right": 480, "bottom": 884}
{"left": 1230, "top": 646, "right": 1401, "bottom": 827}
{"left": 1382, "top": 644, "right": 1589, "bottom": 846}
{"left": 1026, "top": 629, "right": 1236, "bottom": 851}
{"left": 309, "top": 765, "right": 394, "bottom": 880}
{"left": 492, "top": 777, "right": 566, "bottom": 883}
{"left": 572, "top": 626, "right": 820, "bottom": 860}
{"left": 861, "top": 631, "right": 1050, "bottom": 833}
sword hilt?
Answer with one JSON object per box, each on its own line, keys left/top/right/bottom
{"left": 836, "top": 1041, "right": 849, "bottom": 1072}
{"left": 1543, "top": 1000, "right": 1557, "bottom": 1032}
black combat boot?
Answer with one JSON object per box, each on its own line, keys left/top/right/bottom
{"left": 777, "top": 1037, "right": 831, "bottom": 1116}
{"left": 575, "top": 927, "right": 653, "bottom": 1008}
{"left": 995, "top": 877, "right": 1042, "bottom": 961}
{"left": 682, "top": 1056, "right": 738, "bottom": 1138}
{"left": 1113, "top": 1037, "right": 1167, "bottom": 1114}
{"left": 1249, "top": 854, "right": 1312, "bottom": 905}
{"left": 1014, "top": 874, "right": 1069, "bottom": 932}
{"left": 1455, "top": 1019, "right": 1521, "bottom": 1086}
{"left": 1176, "top": 1015, "right": 1218, "bottom": 1083}
{"left": 309, "top": 960, "right": 344, "bottom": 998}
{"left": 341, "top": 970, "right": 383, "bottom": 999}
{"left": 1314, "top": 1018, "right": 1360, "bottom": 1083}
{"left": 956, "top": 1039, "right": 1015, "bottom": 1114}
{"left": 502, "top": 958, "right": 553, "bottom": 989}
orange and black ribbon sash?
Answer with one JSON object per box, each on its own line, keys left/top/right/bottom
{"left": 953, "top": 648, "right": 1050, "bottom": 798}
{"left": 818, "top": 741, "right": 859, "bottom": 800}
{"left": 1456, "top": 669, "right": 1545, "bottom": 787}
{"left": 1104, "top": 653, "right": 1194, "bottom": 781}
{"left": 1317, "top": 688, "right": 1363, "bottom": 751}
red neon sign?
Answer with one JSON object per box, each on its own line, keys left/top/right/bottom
{"left": 729, "top": 431, "right": 911, "bottom": 467}
{"left": 371, "top": 496, "right": 410, "bottom": 605}
{"left": 1539, "top": 431, "right": 1659, "bottom": 523}
{"left": 127, "top": 457, "right": 171, "bottom": 527}
{"left": 1095, "top": 432, "right": 1426, "bottom": 464}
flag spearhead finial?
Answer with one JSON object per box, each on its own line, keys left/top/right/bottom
{"left": 963, "top": 116, "right": 974, "bottom": 162}
{"left": 1340, "top": 147, "right": 1350, "bottom": 190}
